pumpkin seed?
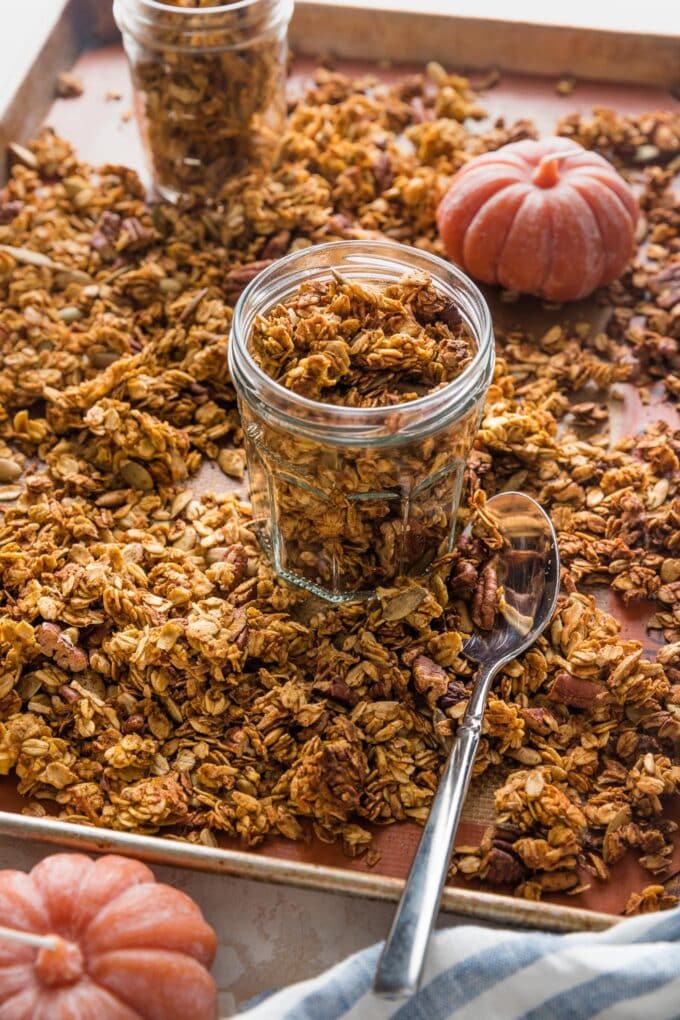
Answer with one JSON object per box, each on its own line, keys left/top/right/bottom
{"left": 8, "top": 142, "right": 37, "bottom": 168}
{"left": 0, "top": 244, "right": 58, "bottom": 269}
{"left": 58, "top": 305, "right": 83, "bottom": 323}
{"left": 119, "top": 460, "right": 154, "bottom": 491}
{"left": 159, "top": 277, "right": 182, "bottom": 294}
{"left": 90, "top": 350, "right": 120, "bottom": 368}
{"left": 525, "top": 770, "right": 545, "bottom": 798}
{"left": 647, "top": 478, "right": 669, "bottom": 509}
{"left": 377, "top": 585, "right": 427, "bottom": 621}
{"left": 0, "top": 457, "right": 22, "bottom": 482}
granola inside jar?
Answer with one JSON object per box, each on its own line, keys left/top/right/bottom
{"left": 229, "top": 241, "right": 495, "bottom": 601}
{"left": 113, "top": 0, "right": 292, "bottom": 201}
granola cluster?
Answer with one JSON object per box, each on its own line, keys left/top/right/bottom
{"left": 118, "top": 0, "right": 288, "bottom": 198}
{"left": 0, "top": 64, "right": 679, "bottom": 913}
{"left": 250, "top": 271, "right": 473, "bottom": 405}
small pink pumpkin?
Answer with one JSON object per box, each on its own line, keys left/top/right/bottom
{"left": 436, "top": 136, "right": 638, "bottom": 302}
{"left": 0, "top": 853, "right": 218, "bottom": 1020}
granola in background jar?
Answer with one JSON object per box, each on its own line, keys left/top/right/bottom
{"left": 113, "top": 0, "right": 292, "bottom": 201}
{"left": 229, "top": 241, "right": 495, "bottom": 601}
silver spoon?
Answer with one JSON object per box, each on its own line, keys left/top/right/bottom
{"left": 373, "top": 491, "right": 560, "bottom": 999}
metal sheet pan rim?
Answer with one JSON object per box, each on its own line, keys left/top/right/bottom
{"left": 3, "top": 0, "right": 672, "bottom": 936}
{"left": 0, "top": 810, "right": 616, "bottom": 933}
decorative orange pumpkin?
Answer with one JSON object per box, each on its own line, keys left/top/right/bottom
{"left": 436, "top": 136, "right": 638, "bottom": 302}
{"left": 0, "top": 853, "right": 218, "bottom": 1020}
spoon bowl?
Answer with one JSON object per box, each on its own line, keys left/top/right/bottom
{"left": 374, "top": 491, "right": 560, "bottom": 1000}
{"left": 464, "top": 491, "right": 560, "bottom": 666}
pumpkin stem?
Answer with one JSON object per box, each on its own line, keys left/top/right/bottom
{"left": 35, "top": 936, "right": 85, "bottom": 987}
{"left": 532, "top": 148, "right": 584, "bottom": 188}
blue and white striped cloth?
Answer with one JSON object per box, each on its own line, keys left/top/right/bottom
{"left": 234, "top": 908, "right": 680, "bottom": 1019}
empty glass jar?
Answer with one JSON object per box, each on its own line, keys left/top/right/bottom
{"left": 113, "top": 0, "right": 293, "bottom": 201}
{"left": 229, "top": 241, "right": 495, "bottom": 602}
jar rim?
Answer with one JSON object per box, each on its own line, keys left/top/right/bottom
{"left": 125, "top": 0, "right": 273, "bottom": 13}
{"left": 114, "top": 0, "right": 293, "bottom": 42}
{"left": 229, "top": 240, "right": 495, "bottom": 437}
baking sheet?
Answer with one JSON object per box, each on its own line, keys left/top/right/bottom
{"left": 0, "top": 10, "right": 679, "bottom": 932}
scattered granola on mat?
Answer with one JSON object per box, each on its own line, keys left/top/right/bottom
{"left": 55, "top": 72, "right": 84, "bottom": 99}
{"left": 0, "top": 66, "right": 679, "bottom": 909}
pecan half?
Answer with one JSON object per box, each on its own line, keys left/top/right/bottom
{"left": 119, "top": 216, "right": 155, "bottom": 251}
{"left": 372, "top": 152, "right": 394, "bottom": 191}
{"left": 481, "top": 846, "right": 526, "bottom": 885}
{"left": 439, "top": 679, "right": 468, "bottom": 710}
{"left": 90, "top": 211, "right": 121, "bottom": 261}
{"left": 37, "top": 622, "right": 62, "bottom": 657}
{"left": 224, "top": 260, "right": 275, "bottom": 302}
{"left": 520, "top": 707, "right": 558, "bottom": 735}
{"left": 0, "top": 200, "right": 24, "bottom": 224}
{"left": 449, "top": 559, "right": 478, "bottom": 594}
{"left": 471, "top": 563, "right": 498, "bottom": 630}
{"left": 313, "top": 677, "right": 359, "bottom": 707}
{"left": 122, "top": 714, "right": 145, "bottom": 735}
{"left": 59, "top": 684, "right": 80, "bottom": 703}
{"left": 549, "top": 672, "right": 602, "bottom": 709}
{"left": 37, "top": 622, "right": 88, "bottom": 673}
{"left": 260, "top": 230, "right": 291, "bottom": 260}
{"left": 412, "top": 654, "right": 449, "bottom": 706}
{"left": 220, "top": 543, "right": 249, "bottom": 592}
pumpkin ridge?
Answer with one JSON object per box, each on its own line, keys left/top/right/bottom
{"left": 542, "top": 187, "right": 605, "bottom": 301}
{"left": 79, "top": 880, "right": 158, "bottom": 950}
{"left": 35, "top": 978, "right": 146, "bottom": 1020}
{"left": 0, "top": 961, "right": 35, "bottom": 1004}
{"left": 538, "top": 191, "right": 562, "bottom": 295}
{"left": 74, "top": 975, "right": 147, "bottom": 1020}
{"left": 0, "top": 872, "right": 51, "bottom": 938}
{"left": 535, "top": 199, "right": 554, "bottom": 294}
{"left": 89, "top": 948, "right": 218, "bottom": 1020}
{"left": 71, "top": 856, "right": 156, "bottom": 937}
{"left": 31, "top": 853, "right": 95, "bottom": 939}
{"left": 439, "top": 166, "right": 525, "bottom": 213}
{"left": 437, "top": 173, "right": 521, "bottom": 265}
{"left": 496, "top": 189, "right": 554, "bottom": 295}
{"left": 575, "top": 167, "right": 638, "bottom": 225}
{"left": 558, "top": 152, "right": 609, "bottom": 173}
{"left": 567, "top": 177, "right": 632, "bottom": 286}
{"left": 79, "top": 879, "right": 159, "bottom": 941}
{"left": 0, "top": 986, "right": 40, "bottom": 1017}
{"left": 572, "top": 171, "right": 637, "bottom": 232}
{"left": 67, "top": 858, "right": 93, "bottom": 937}
{"left": 455, "top": 148, "right": 533, "bottom": 175}
{"left": 81, "top": 882, "right": 217, "bottom": 966}
{"left": 491, "top": 188, "right": 532, "bottom": 287}
{"left": 466, "top": 155, "right": 532, "bottom": 173}
{"left": 461, "top": 182, "right": 529, "bottom": 285}
{"left": 563, "top": 180, "right": 608, "bottom": 279}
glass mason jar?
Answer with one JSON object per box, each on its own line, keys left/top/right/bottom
{"left": 113, "top": 0, "right": 293, "bottom": 201}
{"left": 229, "top": 241, "right": 495, "bottom": 602}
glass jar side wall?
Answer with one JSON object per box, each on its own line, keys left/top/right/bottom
{"left": 229, "top": 240, "right": 495, "bottom": 603}
{"left": 115, "top": 1, "right": 290, "bottom": 200}
{"left": 240, "top": 397, "right": 485, "bottom": 600}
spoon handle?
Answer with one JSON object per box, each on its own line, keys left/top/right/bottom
{"left": 373, "top": 660, "right": 497, "bottom": 1000}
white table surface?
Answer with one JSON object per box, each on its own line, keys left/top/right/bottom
{"left": 0, "top": 835, "right": 470, "bottom": 1016}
